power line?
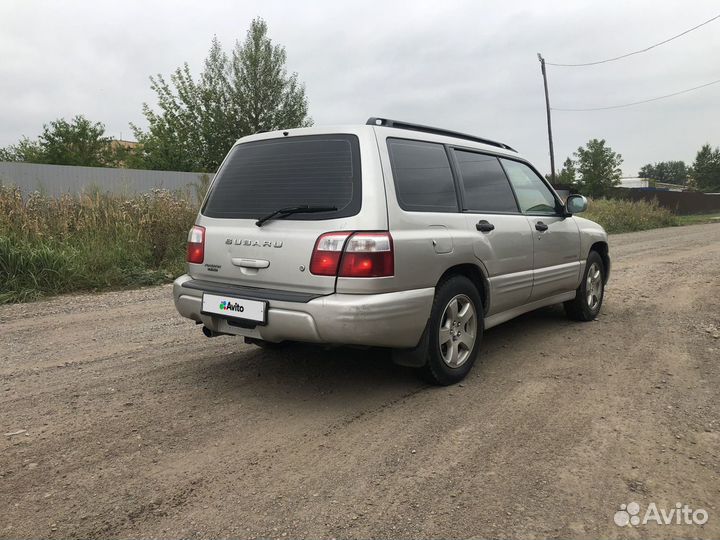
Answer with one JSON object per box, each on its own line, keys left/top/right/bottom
{"left": 546, "top": 13, "right": 720, "bottom": 67}
{"left": 552, "top": 77, "right": 720, "bottom": 111}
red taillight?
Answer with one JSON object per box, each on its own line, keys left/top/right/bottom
{"left": 310, "top": 231, "right": 394, "bottom": 278}
{"left": 339, "top": 232, "right": 394, "bottom": 277}
{"left": 309, "top": 232, "right": 351, "bottom": 275}
{"left": 186, "top": 225, "right": 205, "bottom": 264}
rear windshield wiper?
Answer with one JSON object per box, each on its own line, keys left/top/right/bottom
{"left": 255, "top": 205, "right": 338, "bottom": 227}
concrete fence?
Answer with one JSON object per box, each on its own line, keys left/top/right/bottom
{"left": 0, "top": 161, "right": 212, "bottom": 197}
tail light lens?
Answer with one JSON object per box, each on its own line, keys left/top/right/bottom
{"left": 339, "top": 232, "right": 394, "bottom": 277}
{"left": 186, "top": 225, "right": 205, "bottom": 264}
{"left": 310, "top": 231, "right": 394, "bottom": 277}
{"left": 309, "top": 232, "right": 351, "bottom": 275}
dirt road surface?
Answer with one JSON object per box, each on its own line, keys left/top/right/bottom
{"left": 1, "top": 223, "right": 719, "bottom": 539}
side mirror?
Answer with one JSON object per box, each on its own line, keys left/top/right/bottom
{"left": 565, "top": 194, "right": 588, "bottom": 214}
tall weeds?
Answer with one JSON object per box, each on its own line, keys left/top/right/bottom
{"left": 582, "top": 198, "right": 678, "bottom": 234}
{"left": 0, "top": 186, "right": 197, "bottom": 303}
{"left": 0, "top": 186, "right": 683, "bottom": 304}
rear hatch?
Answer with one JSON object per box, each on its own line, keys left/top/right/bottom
{"left": 191, "top": 131, "right": 381, "bottom": 295}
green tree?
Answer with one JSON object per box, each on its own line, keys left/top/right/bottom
{"left": 573, "top": 139, "right": 623, "bottom": 198}
{"left": 638, "top": 160, "right": 689, "bottom": 185}
{"left": 0, "top": 137, "right": 43, "bottom": 162}
{"left": 692, "top": 144, "right": 720, "bottom": 192}
{"left": 557, "top": 157, "right": 577, "bottom": 186}
{"left": 545, "top": 158, "right": 576, "bottom": 186}
{"left": 133, "top": 18, "right": 312, "bottom": 172}
{"left": 0, "top": 116, "right": 120, "bottom": 167}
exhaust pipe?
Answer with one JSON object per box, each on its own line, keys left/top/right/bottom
{"left": 202, "top": 326, "right": 218, "bottom": 338}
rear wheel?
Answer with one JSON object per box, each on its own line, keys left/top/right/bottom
{"left": 564, "top": 250, "right": 605, "bottom": 321}
{"left": 421, "top": 276, "right": 483, "bottom": 385}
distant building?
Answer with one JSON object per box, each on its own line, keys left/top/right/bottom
{"left": 618, "top": 177, "right": 684, "bottom": 192}
{"left": 110, "top": 139, "right": 138, "bottom": 151}
{"left": 654, "top": 182, "right": 685, "bottom": 192}
{"left": 619, "top": 177, "right": 650, "bottom": 189}
{"left": 109, "top": 139, "right": 139, "bottom": 167}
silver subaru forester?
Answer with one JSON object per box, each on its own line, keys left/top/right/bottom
{"left": 173, "top": 117, "right": 610, "bottom": 385}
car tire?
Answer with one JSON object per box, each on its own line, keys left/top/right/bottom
{"left": 421, "top": 275, "right": 483, "bottom": 386}
{"left": 564, "top": 250, "right": 605, "bottom": 322}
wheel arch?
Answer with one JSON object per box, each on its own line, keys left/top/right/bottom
{"left": 589, "top": 241, "right": 610, "bottom": 284}
{"left": 436, "top": 263, "right": 489, "bottom": 315}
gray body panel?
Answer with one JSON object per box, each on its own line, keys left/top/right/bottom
{"left": 374, "top": 129, "right": 537, "bottom": 315}
{"left": 526, "top": 215, "right": 582, "bottom": 300}
{"left": 173, "top": 123, "right": 610, "bottom": 348}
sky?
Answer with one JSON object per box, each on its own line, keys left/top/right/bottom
{"left": 1, "top": 0, "right": 718, "bottom": 176}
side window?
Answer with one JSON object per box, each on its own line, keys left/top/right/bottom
{"left": 387, "top": 139, "right": 458, "bottom": 212}
{"left": 501, "top": 159, "right": 558, "bottom": 215}
{"left": 453, "top": 150, "right": 518, "bottom": 213}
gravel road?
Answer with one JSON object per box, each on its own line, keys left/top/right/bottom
{"left": 1, "top": 223, "right": 719, "bottom": 539}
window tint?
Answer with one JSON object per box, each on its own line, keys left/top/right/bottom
{"left": 501, "top": 159, "right": 558, "bottom": 214}
{"left": 202, "top": 135, "right": 361, "bottom": 220}
{"left": 388, "top": 139, "right": 458, "bottom": 212}
{"left": 453, "top": 150, "right": 518, "bottom": 212}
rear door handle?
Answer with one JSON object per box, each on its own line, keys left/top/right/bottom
{"left": 535, "top": 221, "right": 549, "bottom": 232}
{"left": 476, "top": 220, "right": 495, "bottom": 232}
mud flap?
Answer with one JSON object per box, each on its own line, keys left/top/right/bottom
{"left": 391, "top": 320, "right": 430, "bottom": 368}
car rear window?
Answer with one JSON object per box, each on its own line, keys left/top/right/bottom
{"left": 202, "top": 134, "right": 361, "bottom": 220}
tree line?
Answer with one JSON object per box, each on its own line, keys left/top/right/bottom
{"left": 0, "top": 18, "right": 310, "bottom": 174}
{"left": 637, "top": 148, "right": 720, "bottom": 193}
{"left": 551, "top": 140, "right": 720, "bottom": 195}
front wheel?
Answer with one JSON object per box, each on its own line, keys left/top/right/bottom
{"left": 564, "top": 250, "right": 605, "bottom": 321}
{"left": 421, "top": 276, "right": 483, "bottom": 385}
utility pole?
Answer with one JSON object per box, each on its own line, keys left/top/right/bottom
{"left": 537, "top": 53, "right": 556, "bottom": 183}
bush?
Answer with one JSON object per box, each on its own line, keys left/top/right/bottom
{"left": 582, "top": 198, "right": 678, "bottom": 234}
{"left": 0, "top": 186, "right": 197, "bottom": 304}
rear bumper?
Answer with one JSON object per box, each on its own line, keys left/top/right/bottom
{"left": 172, "top": 274, "right": 434, "bottom": 348}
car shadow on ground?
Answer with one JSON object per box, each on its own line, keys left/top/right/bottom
{"left": 177, "top": 304, "right": 579, "bottom": 405}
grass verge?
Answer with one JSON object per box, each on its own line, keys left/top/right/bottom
{"left": 582, "top": 198, "right": 678, "bottom": 234}
{"left": 0, "top": 186, "right": 196, "bottom": 304}
{"left": 1, "top": 188, "right": 717, "bottom": 304}
{"left": 675, "top": 212, "right": 720, "bottom": 226}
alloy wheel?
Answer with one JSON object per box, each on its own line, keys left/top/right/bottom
{"left": 438, "top": 294, "right": 477, "bottom": 368}
{"left": 586, "top": 262, "right": 603, "bottom": 311}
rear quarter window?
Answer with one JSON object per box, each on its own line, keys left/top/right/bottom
{"left": 202, "top": 134, "right": 361, "bottom": 220}
{"left": 387, "top": 138, "right": 458, "bottom": 212}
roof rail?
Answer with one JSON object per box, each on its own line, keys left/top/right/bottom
{"left": 366, "top": 117, "right": 516, "bottom": 152}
